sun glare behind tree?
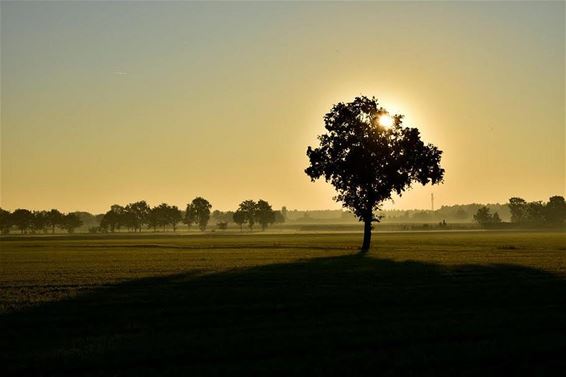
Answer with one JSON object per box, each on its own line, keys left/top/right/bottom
{"left": 377, "top": 113, "right": 394, "bottom": 128}
{"left": 305, "top": 96, "right": 445, "bottom": 252}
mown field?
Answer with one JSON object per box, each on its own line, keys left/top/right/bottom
{"left": 1, "top": 231, "right": 565, "bottom": 376}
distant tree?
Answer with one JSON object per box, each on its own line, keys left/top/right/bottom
{"left": 0, "top": 208, "right": 12, "bottom": 234}
{"left": 184, "top": 204, "right": 196, "bottom": 231}
{"left": 189, "top": 197, "right": 212, "bottom": 231}
{"left": 473, "top": 207, "right": 501, "bottom": 228}
{"left": 45, "top": 209, "right": 64, "bottom": 234}
{"left": 11, "top": 209, "right": 34, "bottom": 234}
{"left": 62, "top": 213, "right": 83, "bottom": 233}
{"left": 166, "top": 205, "right": 183, "bottom": 232}
{"left": 147, "top": 203, "right": 181, "bottom": 231}
{"left": 255, "top": 200, "right": 275, "bottom": 231}
{"left": 305, "top": 96, "right": 444, "bottom": 251}
{"left": 124, "top": 201, "right": 151, "bottom": 232}
{"left": 473, "top": 207, "right": 491, "bottom": 226}
{"left": 233, "top": 210, "right": 246, "bottom": 231}
{"left": 31, "top": 211, "right": 48, "bottom": 234}
{"left": 525, "top": 201, "right": 546, "bottom": 225}
{"left": 544, "top": 196, "right": 566, "bottom": 227}
{"left": 508, "top": 197, "right": 527, "bottom": 224}
{"left": 238, "top": 200, "right": 257, "bottom": 230}
{"left": 147, "top": 206, "right": 162, "bottom": 232}
{"left": 100, "top": 205, "right": 124, "bottom": 232}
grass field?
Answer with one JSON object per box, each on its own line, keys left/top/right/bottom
{"left": 1, "top": 231, "right": 565, "bottom": 376}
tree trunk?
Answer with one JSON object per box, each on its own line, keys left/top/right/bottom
{"left": 361, "top": 219, "right": 372, "bottom": 252}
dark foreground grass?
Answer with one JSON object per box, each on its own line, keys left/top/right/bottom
{"left": 1, "top": 231, "right": 565, "bottom": 376}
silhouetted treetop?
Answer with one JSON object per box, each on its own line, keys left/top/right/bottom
{"left": 305, "top": 96, "right": 445, "bottom": 251}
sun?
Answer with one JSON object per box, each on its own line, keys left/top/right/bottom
{"left": 378, "top": 114, "right": 394, "bottom": 128}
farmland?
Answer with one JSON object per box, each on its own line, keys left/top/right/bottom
{"left": 1, "top": 231, "right": 565, "bottom": 376}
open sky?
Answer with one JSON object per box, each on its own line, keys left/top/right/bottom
{"left": 1, "top": 1, "right": 564, "bottom": 213}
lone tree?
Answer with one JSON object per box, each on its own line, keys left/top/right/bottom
{"left": 305, "top": 96, "right": 444, "bottom": 252}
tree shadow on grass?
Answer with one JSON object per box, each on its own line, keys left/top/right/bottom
{"left": 1, "top": 255, "right": 566, "bottom": 376}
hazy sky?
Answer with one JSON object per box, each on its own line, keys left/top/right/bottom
{"left": 1, "top": 1, "right": 564, "bottom": 213}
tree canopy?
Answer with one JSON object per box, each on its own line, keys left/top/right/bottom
{"left": 188, "top": 197, "right": 212, "bottom": 231}
{"left": 305, "top": 96, "right": 444, "bottom": 251}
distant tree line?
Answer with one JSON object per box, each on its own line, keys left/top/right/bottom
{"left": 97, "top": 197, "right": 284, "bottom": 233}
{"left": 473, "top": 196, "right": 566, "bottom": 228}
{"left": 508, "top": 196, "right": 566, "bottom": 227}
{"left": 283, "top": 205, "right": 511, "bottom": 224}
{"left": 3, "top": 195, "right": 562, "bottom": 234}
{"left": 0, "top": 197, "right": 284, "bottom": 235}
{"left": 0, "top": 209, "right": 83, "bottom": 234}
{"left": 0, "top": 197, "right": 287, "bottom": 235}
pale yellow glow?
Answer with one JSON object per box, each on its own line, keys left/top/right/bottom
{"left": 378, "top": 114, "right": 394, "bottom": 128}
{"left": 1, "top": 2, "right": 563, "bottom": 212}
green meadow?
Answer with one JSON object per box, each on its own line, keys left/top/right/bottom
{"left": 1, "top": 231, "right": 565, "bottom": 376}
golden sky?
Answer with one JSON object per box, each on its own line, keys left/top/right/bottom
{"left": 1, "top": 1, "right": 564, "bottom": 213}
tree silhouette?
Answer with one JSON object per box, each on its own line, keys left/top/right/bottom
{"left": 45, "top": 209, "right": 64, "bottom": 234}
{"left": 100, "top": 205, "right": 124, "bottom": 232}
{"left": 0, "top": 208, "right": 11, "bottom": 234}
{"left": 544, "top": 196, "right": 566, "bottom": 226}
{"left": 255, "top": 200, "right": 275, "bottom": 231}
{"left": 525, "top": 201, "right": 546, "bottom": 225}
{"left": 509, "top": 197, "right": 527, "bottom": 223}
{"left": 147, "top": 206, "right": 161, "bottom": 232}
{"left": 188, "top": 197, "right": 212, "bottom": 231}
{"left": 166, "top": 205, "right": 182, "bottom": 232}
{"left": 233, "top": 210, "right": 246, "bottom": 231}
{"left": 11, "top": 209, "right": 33, "bottom": 234}
{"left": 62, "top": 213, "right": 83, "bottom": 233}
{"left": 237, "top": 200, "right": 257, "bottom": 231}
{"left": 306, "top": 96, "right": 444, "bottom": 251}
{"left": 124, "top": 201, "right": 151, "bottom": 232}
{"left": 183, "top": 204, "right": 195, "bottom": 231}
{"left": 31, "top": 211, "right": 48, "bottom": 234}
{"left": 473, "top": 207, "right": 501, "bottom": 228}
